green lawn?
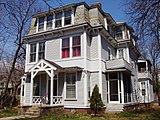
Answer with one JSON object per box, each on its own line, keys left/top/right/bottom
{"left": 20, "top": 108, "right": 160, "bottom": 120}
{"left": 0, "top": 108, "right": 18, "bottom": 118}
{"left": 1, "top": 107, "right": 160, "bottom": 120}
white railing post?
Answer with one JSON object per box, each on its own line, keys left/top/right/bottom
{"left": 50, "top": 70, "right": 54, "bottom": 105}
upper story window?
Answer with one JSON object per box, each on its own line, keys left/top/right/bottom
{"left": 38, "top": 42, "right": 45, "bottom": 60}
{"left": 38, "top": 16, "right": 45, "bottom": 32}
{"left": 108, "top": 25, "right": 115, "bottom": 38}
{"left": 66, "top": 73, "right": 76, "bottom": 99}
{"left": 30, "top": 43, "right": 36, "bottom": 62}
{"left": 64, "top": 10, "right": 72, "bottom": 26}
{"left": 108, "top": 48, "right": 111, "bottom": 60}
{"left": 55, "top": 12, "right": 62, "bottom": 28}
{"left": 118, "top": 49, "right": 124, "bottom": 59}
{"left": 47, "top": 15, "right": 53, "bottom": 30}
{"left": 116, "top": 26, "right": 123, "bottom": 40}
{"left": 62, "top": 38, "right": 70, "bottom": 58}
{"left": 72, "top": 36, "right": 81, "bottom": 57}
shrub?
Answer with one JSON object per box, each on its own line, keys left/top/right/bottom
{"left": 89, "top": 84, "right": 104, "bottom": 116}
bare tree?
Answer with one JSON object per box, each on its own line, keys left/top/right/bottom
{"left": 126, "top": 0, "right": 160, "bottom": 104}
{"left": 0, "top": 0, "right": 40, "bottom": 108}
{"left": 126, "top": 0, "right": 160, "bottom": 47}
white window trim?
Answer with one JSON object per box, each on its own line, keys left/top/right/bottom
{"left": 64, "top": 72, "right": 77, "bottom": 100}
{"left": 36, "top": 9, "right": 74, "bottom": 33}
{"left": 117, "top": 48, "right": 124, "bottom": 59}
{"left": 108, "top": 47, "right": 112, "bottom": 60}
{"left": 60, "top": 35, "right": 82, "bottom": 60}
{"left": 28, "top": 42, "right": 46, "bottom": 63}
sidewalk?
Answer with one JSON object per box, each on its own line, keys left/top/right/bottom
{"left": 0, "top": 115, "right": 37, "bottom": 120}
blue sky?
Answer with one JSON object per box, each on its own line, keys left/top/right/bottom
{"left": 46, "top": 0, "right": 127, "bottom": 22}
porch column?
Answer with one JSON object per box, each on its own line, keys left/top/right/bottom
{"left": 30, "top": 72, "right": 34, "bottom": 105}
{"left": 121, "top": 72, "right": 124, "bottom": 103}
{"left": 50, "top": 70, "right": 54, "bottom": 105}
{"left": 20, "top": 77, "right": 23, "bottom": 106}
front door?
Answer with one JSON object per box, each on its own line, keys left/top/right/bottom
{"left": 109, "top": 80, "right": 119, "bottom": 103}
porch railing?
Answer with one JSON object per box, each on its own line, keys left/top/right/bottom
{"left": 32, "top": 96, "right": 46, "bottom": 104}
{"left": 53, "top": 96, "right": 63, "bottom": 104}
{"left": 32, "top": 96, "right": 63, "bottom": 105}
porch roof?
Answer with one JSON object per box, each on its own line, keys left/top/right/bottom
{"left": 28, "top": 59, "right": 62, "bottom": 73}
{"left": 27, "top": 59, "right": 83, "bottom": 73}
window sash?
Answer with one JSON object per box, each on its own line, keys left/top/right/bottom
{"left": 72, "top": 36, "right": 81, "bottom": 57}
{"left": 119, "top": 49, "right": 124, "bottom": 59}
{"left": 64, "top": 17, "right": 71, "bottom": 25}
{"left": 30, "top": 44, "right": 36, "bottom": 62}
{"left": 55, "top": 12, "right": 62, "bottom": 19}
{"left": 64, "top": 10, "right": 72, "bottom": 17}
{"left": 55, "top": 19, "right": 62, "bottom": 28}
{"left": 38, "top": 42, "right": 45, "bottom": 60}
{"left": 66, "top": 73, "right": 76, "bottom": 98}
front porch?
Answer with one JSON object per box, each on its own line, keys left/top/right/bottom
{"left": 21, "top": 59, "right": 63, "bottom": 106}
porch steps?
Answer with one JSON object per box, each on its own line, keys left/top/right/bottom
{"left": 106, "top": 104, "right": 123, "bottom": 112}
{"left": 25, "top": 106, "right": 40, "bottom": 117}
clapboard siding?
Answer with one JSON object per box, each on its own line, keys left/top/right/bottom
{"left": 90, "top": 35, "right": 98, "bottom": 59}
{"left": 101, "top": 36, "right": 116, "bottom": 61}
{"left": 90, "top": 72, "right": 99, "bottom": 94}
{"left": 46, "top": 39, "right": 60, "bottom": 60}
{"left": 25, "top": 83, "right": 31, "bottom": 105}
{"left": 102, "top": 73, "right": 107, "bottom": 105}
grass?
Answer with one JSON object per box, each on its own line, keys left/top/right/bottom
{"left": 1, "top": 106, "right": 160, "bottom": 120}
{"left": 19, "top": 108, "right": 160, "bottom": 120}
{"left": 0, "top": 108, "right": 18, "bottom": 118}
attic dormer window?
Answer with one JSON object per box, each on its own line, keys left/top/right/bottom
{"left": 64, "top": 10, "right": 72, "bottom": 25}
{"left": 47, "top": 15, "right": 53, "bottom": 30}
{"left": 55, "top": 12, "right": 62, "bottom": 28}
{"left": 116, "top": 26, "right": 123, "bottom": 40}
{"left": 38, "top": 16, "right": 45, "bottom": 32}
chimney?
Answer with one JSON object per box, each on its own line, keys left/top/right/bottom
{"left": 91, "top": 2, "right": 102, "bottom": 9}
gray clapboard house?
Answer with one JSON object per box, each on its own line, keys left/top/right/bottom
{"left": 20, "top": 2, "right": 154, "bottom": 112}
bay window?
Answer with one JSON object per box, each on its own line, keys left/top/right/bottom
{"left": 55, "top": 12, "right": 62, "bottom": 28}
{"left": 47, "top": 14, "right": 53, "bottom": 30}
{"left": 38, "top": 16, "right": 45, "bottom": 32}
{"left": 30, "top": 43, "right": 36, "bottom": 62}
{"left": 38, "top": 42, "right": 45, "bottom": 60}
{"left": 66, "top": 73, "right": 76, "bottom": 98}
{"left": 64, "top": 10, "right": 72, "bottom": 25}
{"left": 62, "top": 38, "right": 70, "bottom": 58}
{"left": 72, "top": 36, "right": 81, "bottom": 57}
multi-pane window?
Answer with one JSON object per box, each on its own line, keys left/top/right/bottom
{"left": 38, "top": 16, "right": 45, "bottom": 32}
{"left": 72, "top": 36, "right": 81, "bottom": 57}
{"left": 62, "top": 38, "right": 70, "bottom": 58}
{"left": 64, "top": 10, "right": 72, "bottom": 25}
{"left": 141, "top": 82, "right": 146, "bottom": 96}
{"left": 38, "top": 42, "right": 45, "bottom": 60}
{"left": 55, "top": 12, "right": 62, "bottom": 28}
{"left": 47, "top": 15, "right": 53, "bottom": 30}
{"left": 30, "top": 44, "right": 36, "bottom": 62}
{"left": 66, "top": 73, "right": 76, "bottom": 98}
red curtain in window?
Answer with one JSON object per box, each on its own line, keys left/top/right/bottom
{"left": 62, "top": 38, "right": 70, "bottom": 58}
{"left": 73, "top": 36, "right": 81, "bottom": 57}
{"left": 62, "top": 48, "right": 69, "bottom": 58}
